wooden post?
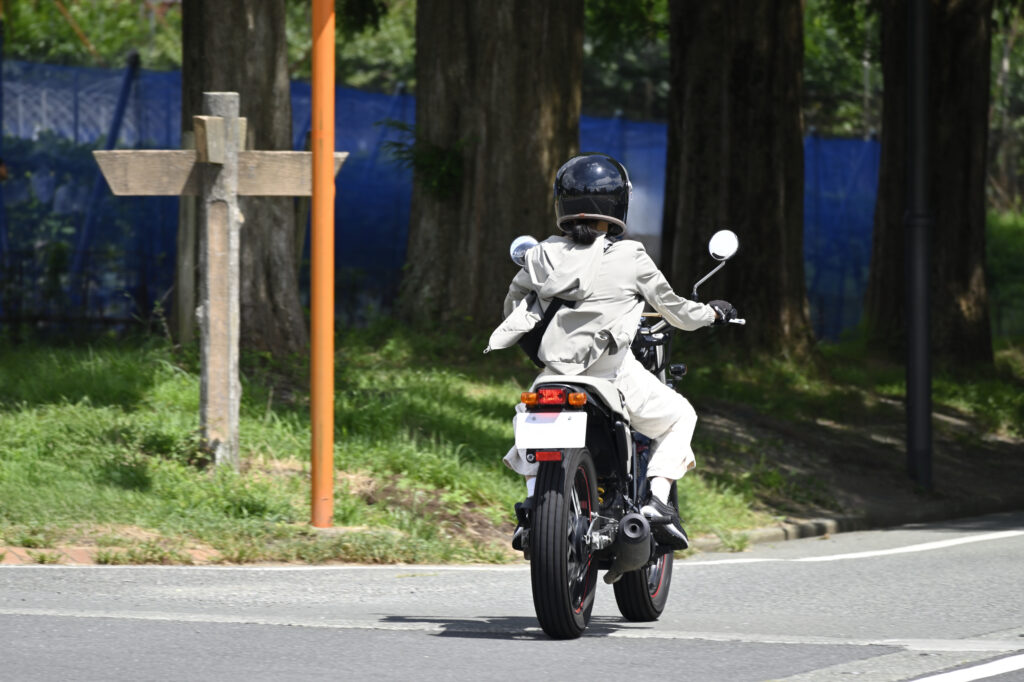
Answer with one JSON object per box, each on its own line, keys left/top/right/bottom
{"left": 196, "top": 92, "right": 243, "bottom": 469}
{"left": 92, "top": 93, "right": 347, "bottom": 472}
{"left": 173, "top": 131, "right": 199, "bottom": 346}
{"left": 310, "top": 0, "right": 336, "bottom": 528}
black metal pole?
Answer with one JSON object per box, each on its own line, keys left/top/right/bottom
{"left": 906, "top": 0, "right": 932, "bottom": 490}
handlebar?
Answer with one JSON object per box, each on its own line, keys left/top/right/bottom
{"left": 641, "top": 311, "right": 746, "bottom": 327}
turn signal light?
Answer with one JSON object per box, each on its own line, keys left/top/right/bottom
{"left": 521, "top": 392, "right": 538, "bottom": 406}
{"left": 567, "top": 392, "right": 587, "bottom": 407}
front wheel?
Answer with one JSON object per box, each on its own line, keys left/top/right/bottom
{"left": 530, "top": 448, "right": 599, "bottom": 639}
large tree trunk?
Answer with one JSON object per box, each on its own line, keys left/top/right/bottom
{"left": 398, "top": 0, "right": 583, "bottom": 326}
{"left": 178, "top": 0, "right": 307, "bottom": 355}
{"left": 864, "top": 0, "right": 992, "bottom": 364}
{"left": 661, "top": 0, "right": 813, "bottom": 355}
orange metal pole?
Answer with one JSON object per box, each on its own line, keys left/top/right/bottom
{"left": 310, "top": 0, "right": 335, "bottom": 528}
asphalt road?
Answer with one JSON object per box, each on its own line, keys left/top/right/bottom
{"left": 2, "top": 512, "right": 1023, "bottom": 682}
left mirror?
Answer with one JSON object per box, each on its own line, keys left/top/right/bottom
{"left": 510, "top": 235, "right": 539, "bottom": 267}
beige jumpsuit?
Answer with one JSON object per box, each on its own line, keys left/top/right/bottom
{"left": 488, "top": 234, "right": 716, "bottom": 480}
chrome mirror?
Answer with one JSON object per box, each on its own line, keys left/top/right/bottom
{"left": 510, "top": 235, "right": 538, "bottom": 267}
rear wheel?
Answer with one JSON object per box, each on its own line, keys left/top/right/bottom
{"left": 613, "top": 480, "right": 677, "bottom": 621}
{"left": 530, "top": 448, "right": 599, "bottom": 639}
{"left": 612, "top": 550, "right": 673, "bottom": 621}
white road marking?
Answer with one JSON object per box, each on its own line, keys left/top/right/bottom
{"left": 1, "top": 530, "right": 1020, "bottom": 573}
{"left": 1, "top": 607, "right": 1023, "bottom": 653}
{"left": 913, "top": 652, "right": 1024, "bottom": 682}
{"left": 793, "top": 531, "right": 1024, "bottom": 562}
{"left": 690, "top": 530, "right": 1024, "bottom": 565}
{"left": 0, "top": 563, "right": 531, "bottom": 572}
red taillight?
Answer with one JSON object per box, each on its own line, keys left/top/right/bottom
{"left": 537, "top": 388, "right": 567, "bottom": 405}
{"left": 535, "top": 450, "right": 563, "bottom": 462}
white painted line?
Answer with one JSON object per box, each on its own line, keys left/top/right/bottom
{"left": 3, "top": 608, "right": 1023, "bottom": 652}
{"left": 794, "top": 530, "right": 1024, "bottom": 562}
{"left": 689, "top": 530, "right": 1024, "bottom": 565}
{"left": 913, "top": 652, "right": 1024, "bottom": 682}
{"left": 2, "top": 531, "right": 1021, "bottom": 572}
{"left": 0, "top": 563, "right": 531, "bottom": 572}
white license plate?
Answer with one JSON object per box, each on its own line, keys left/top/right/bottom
{"left": 515, "top": 411, "right": 588, "bottom": 450}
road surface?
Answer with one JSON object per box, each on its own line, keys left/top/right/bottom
{"left": 2, "top": 512, "right": 1023, "bottom": 681}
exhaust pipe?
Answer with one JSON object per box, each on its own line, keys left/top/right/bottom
{"left": 603, "top": 512, "right": 654, "bottom": 584}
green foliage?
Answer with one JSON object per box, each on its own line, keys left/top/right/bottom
{"left": 285, "top": 0, "right": 416, "bottom": 91}
{"left": 583, "top": 0, "right": 669, "bottom": 120}
{"left": 803, "top": 0, "right": 881, "bottom": 136}
{"left": 586, "top": 0, "right": 667, "bottom": 51}
{"left": 3, "top": 0, "right": 182, "bottom": 69}
{"left": 988, "top": 211, "right": 1024, "bottom": 338}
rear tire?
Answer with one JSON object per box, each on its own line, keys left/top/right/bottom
{"left": 613, "top": 480, "right": 677, "bottom": 621}
{"left": 612, "top": 551, "right": 673, "bottom": 621}
{"left": 530, "top": 448, "right": 599, "bottom": 639}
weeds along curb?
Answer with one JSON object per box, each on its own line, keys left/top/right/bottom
{"left": 689, "top": 495, "right": 1024, "bottom": 553}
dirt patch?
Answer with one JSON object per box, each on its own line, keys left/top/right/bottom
{"left": 1, "top": 524, "right": 221, "bottom": 565}
{"left": 358, "top": 475, "right": 517, "bottom": 558}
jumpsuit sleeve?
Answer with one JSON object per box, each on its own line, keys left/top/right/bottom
{"left": 503, "top": 268, "right": 534, "bottom": 317}
{"left": 635, "top": 247, "right": 717, "bottom": 331}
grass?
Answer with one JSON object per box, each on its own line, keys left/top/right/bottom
{"left": 2, "top": 323, "right": 1018, "bottom": 564}
{"left": 0, "top": 326, "right": 774, "bottom": 563}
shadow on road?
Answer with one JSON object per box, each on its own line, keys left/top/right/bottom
{"left": 380, "top": 614, "right": 648, "bottom": 640}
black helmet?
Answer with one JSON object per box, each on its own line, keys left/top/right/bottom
{"left": 553, "top": 153, "right": 632, "bottom": 236}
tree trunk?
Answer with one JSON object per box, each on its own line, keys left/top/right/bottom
{"left": 179, "top": 0, "right": 307, "bottom": 355}
{"left": 864, "top": 0, "right": 992, "bottom": 364}
{"left": 399, "top": 0, "right": 583, "bottom": 327}
{"left": 661, "top": 0, "right": 812, "bottom": 356}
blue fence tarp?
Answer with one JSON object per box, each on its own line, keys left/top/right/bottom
{"left": 1, "top": 59, "right": 878, "bottom": 339}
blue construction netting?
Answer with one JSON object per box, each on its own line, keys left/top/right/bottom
{"left": 0, "top": 59, "right": 878, "bottom": 339}
{"left": 804, "top": 135, "right": 880, "bottom": 339}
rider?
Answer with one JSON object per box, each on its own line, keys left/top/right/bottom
{"left": 488, "top": 152, "right": 737, "bottom": 549}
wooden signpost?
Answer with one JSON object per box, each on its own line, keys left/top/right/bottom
{"left": 95, "top": 91, "right": 346, "bottom": 470}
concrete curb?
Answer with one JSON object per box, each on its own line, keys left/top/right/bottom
{"left": 690, "top": 496, "right": 1024, "bottom": 553}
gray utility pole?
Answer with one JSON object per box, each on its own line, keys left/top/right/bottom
{"left": 906, "top": 0, "right": 932, "bottom": 490}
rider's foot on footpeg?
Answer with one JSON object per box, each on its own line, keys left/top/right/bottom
{"left": 641, "top": 496, "right": 690, "bottom": 550}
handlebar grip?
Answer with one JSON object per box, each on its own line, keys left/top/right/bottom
{"left": 729, "top": 318, "right": 746, "bottom": 325}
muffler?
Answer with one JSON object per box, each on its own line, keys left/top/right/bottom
{"left": 603, "top": 512, "right": 654, "bottom": 584}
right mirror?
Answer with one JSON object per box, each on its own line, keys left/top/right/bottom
{"left": 708, "top": 229, "right": 739, "bottom": 261}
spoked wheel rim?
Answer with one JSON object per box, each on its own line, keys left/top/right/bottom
{"left": 566, "top": 464, "right": 594, "bottom": 613}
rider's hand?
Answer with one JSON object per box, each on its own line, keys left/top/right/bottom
{"left": 709, "top": 300, "right": 737, "bottom": 325}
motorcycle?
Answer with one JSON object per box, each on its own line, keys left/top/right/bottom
{"left": 508, "top": 229, "right": 743, "bottom": 639}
